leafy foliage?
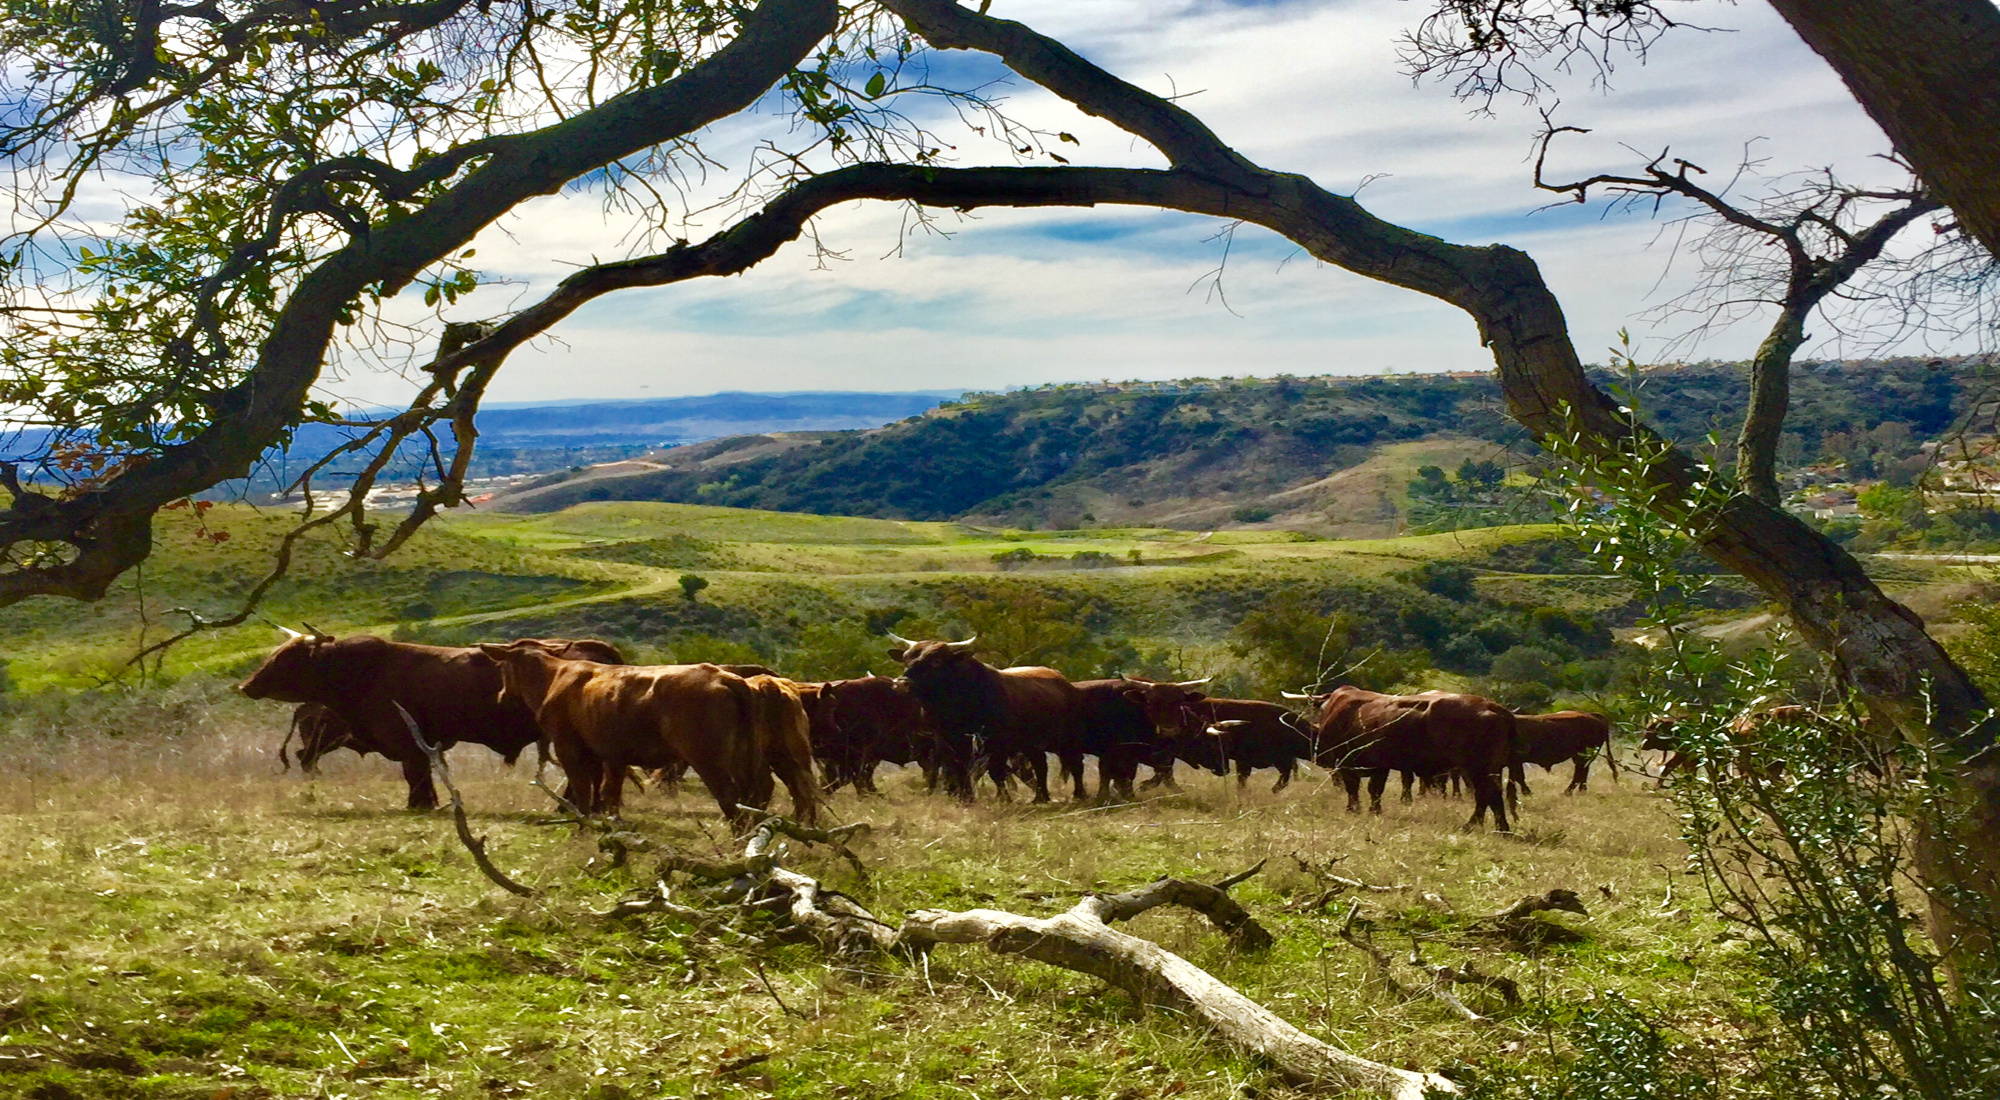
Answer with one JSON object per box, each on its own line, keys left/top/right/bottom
{"left": 1540, "top": 401, "right": 2000, "bottom": 1100}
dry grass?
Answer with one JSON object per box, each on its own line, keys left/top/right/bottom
{"left": 0, "top": 685, "right": 1754, "bottom": 1099}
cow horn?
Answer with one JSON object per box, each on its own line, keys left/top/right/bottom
{"left": 885, "top": 630, "right": 919, "bottom": 647}
{"left": 300, "top": 621, "right": 325, "bottom": 638}
{"left": 275, "top": 624, "right": 306, "bottom": 640}
{"left": 1174, "top": 676, "right": 1214, "bottom": 687}
{"left": 1280, "top": 690, "right": 1311, "bottom": 700}
{"left": 944, "top": 635, "right": 978, "bottom": 650}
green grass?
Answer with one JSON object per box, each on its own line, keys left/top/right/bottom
{"left": 0, "top": 503, "right": 1597, "bottom": 690}
{"left": 0, "top": 685, "right": 1752, "bottom": 1100}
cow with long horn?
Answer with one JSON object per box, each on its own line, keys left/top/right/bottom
{"left": 887, "top": 635, "right": 1080, "bottom": 802}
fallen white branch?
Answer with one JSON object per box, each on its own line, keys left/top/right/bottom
{"left": 898, "top": 868, "right": 1454, "bottom": 1099}
{"left": 397, "top": 702, "right": 535, "bottom": 897}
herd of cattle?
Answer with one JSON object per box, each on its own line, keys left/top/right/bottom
{"left": 239, "top": 629, "right": 1624, "bottom": 833}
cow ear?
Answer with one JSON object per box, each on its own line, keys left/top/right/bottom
{"left": 887, "top": 646, "right": 909, "bottom": 662}
{"left": 1185, "top": 691, "right": 1207, "bottom": 703}
{"left": 476, "top": 642, "right": 510, "bottom": 660}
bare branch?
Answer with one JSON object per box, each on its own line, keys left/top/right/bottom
{"left": 396, "top": 702, "right": 536, "bottom": 897}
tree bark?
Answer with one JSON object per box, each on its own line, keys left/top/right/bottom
{"left": 1764, "top": 0, "right": 2000, "bottom": 260}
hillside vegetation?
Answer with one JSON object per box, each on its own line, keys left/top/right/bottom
{"left": 490, "top": 359, "right": 1979, "bottom": 535}
{"left": 7, "top": 498, "right": 1978, "bottom": 717}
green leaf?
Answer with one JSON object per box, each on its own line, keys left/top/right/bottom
{"left": 864, "top": 72, "right": 887, "bottom": 99}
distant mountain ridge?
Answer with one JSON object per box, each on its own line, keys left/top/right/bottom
{"left": 485, "top": 360, "right": 1977, "bottom": 536}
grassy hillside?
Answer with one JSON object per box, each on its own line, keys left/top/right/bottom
{"left": 487, "top": 359, "right": 1983, "bottom": 533}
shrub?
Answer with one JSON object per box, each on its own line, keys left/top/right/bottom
{"left": 677, "top": 573, "right": 709, "bottom": 602}
{"left": 1229, "top": 504, "right": 1275, "bottom": 524}
{"left": 991, "top": 547, "right": 1038, "bottom": 570}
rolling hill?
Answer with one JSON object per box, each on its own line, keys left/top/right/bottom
{"left": 487, "top": 358, "right": 1977, "bottom": 534}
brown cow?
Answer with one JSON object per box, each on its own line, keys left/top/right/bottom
{"left": 1072, "top": 677, "right": 1211, "bottom": 800}
{"left": 888, "top": 635, "right": 1084, "bottom": 802}
{"left": 814, "top": 676, "right": 934, "bottom": 795}
{"left": 476, "top": 644, "right": 818, "bottom": 826}
{"left": 1301, "top": 686, "right": 1516, "bottom": 831}
{"left": 240, "top": 633, "right": 624, "bottom": 809}
{"left": 1193, "top": 699, "right": 1318, "bottom": 792}
{"left": 1643, "top": 705, "right": 1820, "bottom": 786}
{"left": 1509, "top": 710, "right": 1617, "bottom": 805}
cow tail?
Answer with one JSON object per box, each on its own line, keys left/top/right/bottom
{"left": 1602, "top": 721, "right": 1622, "bottom": 784}
{"left": 279, "top": 710, "right": 299, "bottom": 773}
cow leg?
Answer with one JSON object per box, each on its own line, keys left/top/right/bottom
{"left": 1104, "top": 749, "right": 1139, "bottom": 802}
{"left": 769, "top": 753, "right": 821, "bottom": 827}
{"left": 1341, "top": 770, "right": 1362, "bottom": 812}
{"left": 856, "top": 760, "right": 882, "bottom": 796}
{"left": 599, "top": 764, "right": 630, "bottom": 818}
{"left": 1061, "top": 752, "right": 1087, "bottom": 801}
{"left": 1467, "top": 770, "right": 1511, "bottom": 832}
{"left": 548, "top": 736, "right": 604, "bottom": 815}
{"left": 1272, "top": 762, "right": 1292, "bottom": 794}
{"left": 1235, "top": 759, "right": 1251, "bottom": 790}
{"left": 1567, "top": 755, "right": 1589, "bottom": 794}
{"left": 684, "top": 756, "right": 746, "bottom": 826}
{"left": 1398, "top": 770, "right": 1415, "bottom": 804}
{"left": 399, "top": 755, "right": 440, "bottom": 811}
{"left": 1138, "top": 762, "right": 1179, "bottom": 791}
{"left": 1366, "top": 771, "right": 1387, "bottom": 814}
{"left": 1027, "top": 752, "right": 1053, "bottom": 804}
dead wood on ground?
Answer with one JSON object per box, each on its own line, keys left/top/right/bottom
{"left": 396, "top": 702, "right": 536, "bottom": 898}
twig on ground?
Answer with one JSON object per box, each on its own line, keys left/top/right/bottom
{"left": 1337, "top": 902, "right": 1521, "bottom": 1028}
{"left": 1289, "top": 853, "right": 1409, "bottom": 910}
{"left": 1474, "top": 889, "right": 1591, "bottom": 946}
{"left": 901, "top": 875, "right": 1452, "bottom": 1098}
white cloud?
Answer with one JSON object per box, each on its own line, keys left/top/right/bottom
{"left": 321, "top": 1, "right": 1940, "bottom": 410}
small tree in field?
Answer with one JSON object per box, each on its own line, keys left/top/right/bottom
{"left": 678, "top": 574, "right": 709, "bottom": 603}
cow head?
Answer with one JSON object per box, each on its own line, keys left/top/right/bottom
{"left": 1638, "top": 715, "right": 1679, "bottom": 753}
{"left": 476, "top": 642, "right": 563, "bottom": 717}
{"left": 1191, "top": 720, "right": 1242, "bottom": 775}
{"left": 886, "top": 635, "right": 990, "bottom": 698}
{"left": 238, "top": 628, "right": 336, "bottom": 702}
{"left": 1115, "top": 675, "right": 1213, "bottom": 740}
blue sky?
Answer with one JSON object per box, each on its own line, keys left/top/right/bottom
{"left": 326, "top": 0, "right": 1954, "bottom": 408}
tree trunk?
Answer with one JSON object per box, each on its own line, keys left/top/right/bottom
{"left": 1765, "top": 0, "right": 2000, "bottom": 259}
{"left": 1736, "top": 308, "right": 1805, "bottom": 504}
